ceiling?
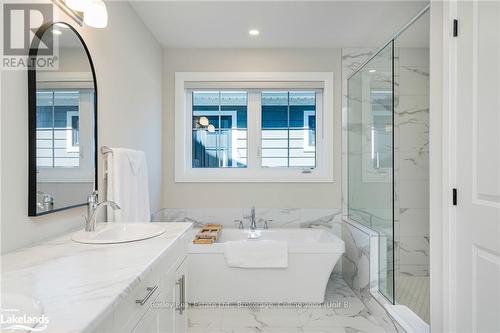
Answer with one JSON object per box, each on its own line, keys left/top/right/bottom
{"left": 129, "top": 1, "right": 429, "bottom": 49}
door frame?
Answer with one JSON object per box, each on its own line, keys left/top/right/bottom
{"left": 429, "top": 0, "right": 459, "bottom": 332}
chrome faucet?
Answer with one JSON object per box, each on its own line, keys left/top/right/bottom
{"left": 84, "top": 191, "right": 120, "bottom": 232}
{"left": 36, "top": 191, "right": 54, "bottom": 211}
{"left": 250, "top": 206, "right": 257, "bottom": 231}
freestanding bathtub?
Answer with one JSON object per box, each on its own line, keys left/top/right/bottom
{"left": 188, "top": 228, "right": 345, "bottom": 303}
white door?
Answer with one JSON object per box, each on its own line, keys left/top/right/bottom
{"left": 455, "top": 1, "right": 500, "bottom": 332}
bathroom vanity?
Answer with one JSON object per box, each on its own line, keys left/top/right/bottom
{"left": 1, "top": 222, "right": 192, "bottom": 333}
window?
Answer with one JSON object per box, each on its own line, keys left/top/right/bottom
{"left": 192, "top": 91, "right": 247, "bottom": 168}
{"left": 175, "top": 72, "right": 334, "bottom": 182}
{"left": 261, "top": 91, "right": 316, "bottom": 168}
{"left": 36, "top": 90, "right": 81, "bottom": 168}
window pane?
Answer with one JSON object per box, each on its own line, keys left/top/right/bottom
{"left": 36, "top": 90, "right": 81, "bottom": 168}
{"left": 192, "top": 129, "right": 219, "bottom": 168}
{"left": 289, "top": 91, "right": 316, "bottom": 128}
{"left": 192, "top": 91, "right": 247, "bottom": 168}
{"left": 261, "top": 91, "right": 316, "bottom": 168}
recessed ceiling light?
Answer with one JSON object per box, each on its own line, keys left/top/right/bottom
{"left": 369, "top": 69, "right": 376, "bottom": 73}
{"left": 52, "top": 29, "right": 62, "bottom": 35}
{"left": 248, "top": 29, "right": 260, "bottom": 36}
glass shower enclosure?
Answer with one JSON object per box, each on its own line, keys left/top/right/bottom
{"left": 346, "top": 6, "right": 430, "bottom": 323}
{"left": 347, "top": 41, "right": 395, "bottom": 300}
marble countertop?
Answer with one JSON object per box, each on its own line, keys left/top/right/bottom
{"left": 1, "top": 222, "right": 192, "bottom": 333}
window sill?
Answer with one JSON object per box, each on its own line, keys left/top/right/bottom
{"left": 175, "top": 168, "right": 334, "bottom": 183}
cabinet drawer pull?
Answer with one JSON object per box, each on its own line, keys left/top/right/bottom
{"left": 135, "top": 285, "right": 158, "bottom": 306}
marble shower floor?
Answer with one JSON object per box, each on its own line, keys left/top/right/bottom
{"left": 187, "top": 277, "right": 390, "bottom": 333}
{"left": 396, "top": 276, "right": 430, "bottom": 324}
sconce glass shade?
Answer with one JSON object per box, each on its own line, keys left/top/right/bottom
{"left": 65, "top": 0, "right": 87, "bottom": 12}
{"left": 84, "top": 0, "right": 108, "bottom": 28}
{"left": 207, "top": 124, "right": 215, "bottom": 133}
{"left": 199, "top": 116, "right": 209, "bottom": 126}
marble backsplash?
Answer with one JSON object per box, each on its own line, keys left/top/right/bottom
{"left": 153, "top": 208, "right": 342, "bottom": 237}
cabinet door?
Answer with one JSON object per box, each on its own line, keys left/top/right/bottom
{"left": 132, "top": 305, "right": 160, "bottom": 333}
{"left": 158, "top": 263, "right": 177, "bottom": 333}
{"left": 174, "top": 259, "right": 188, "bottom": 333}
{"left": 158, "top": 285, "right": 175, "bottom": 332}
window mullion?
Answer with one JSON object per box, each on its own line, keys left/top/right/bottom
{"left": 287, "top": 91, "right": 290, "bottom": 168}
{"left": 247, "top": 90, "right": 260, "bottom": 171}
{"left": 51, "top": 92, "right": 55, "bottom": 168}
{"left": 218, "top": 91, "right": 221, "bottom": 168}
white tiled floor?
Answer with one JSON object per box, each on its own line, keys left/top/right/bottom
{"left": 188, "top": 276, "right": 389, "bottom": 333}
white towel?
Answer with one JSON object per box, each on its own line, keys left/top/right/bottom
{"left": 106, "top": 148, "right": 151, "bottom": 222}
{"left": 224, "top": 240, "right": 288, "bottom": 268}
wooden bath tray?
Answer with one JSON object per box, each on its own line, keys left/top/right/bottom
{"left": 193, "top": 224, "right": 223, "bottom": 244}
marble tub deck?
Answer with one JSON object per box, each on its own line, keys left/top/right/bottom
{"left": 188, "top": 276, "right": 393, "bottom": 333}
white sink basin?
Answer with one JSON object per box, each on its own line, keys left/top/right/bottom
{"left": 72, "top": 223, "right": 167, "bottom": 244}
{"left": 1, "top": 293, "right": 44, "bottom": 333}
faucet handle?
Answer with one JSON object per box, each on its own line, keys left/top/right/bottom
{"left": 263, "top": 219, "right": 273, "bottom": 229}
{"left": 87, "top": 190, "right": 99, "bottom": 204}
{"left": 234, "top": 219, "right": 244, "bottom": 229}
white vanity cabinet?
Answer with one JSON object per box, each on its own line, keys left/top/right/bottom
{"left": 1, "top": 223, "right": 194, "bottom": 333}
{"left": 132, "top": 257, "right": 187, "bottom": 333}
{"left": 155, "top": 257, "right": 188, "bottom": 333}
{"left": 174, "top": 259, "right": 188, "bottom": 333}
{"left": 94, "top": 232, "right": 190, "bottom": 333}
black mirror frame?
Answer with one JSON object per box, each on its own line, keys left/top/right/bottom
{"left": 28, "top": 22, "right": 98, "bottom": 217}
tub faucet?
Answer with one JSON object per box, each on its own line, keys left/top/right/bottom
{"left": 250, "top": 206, "right": 257, "bottom": 231}
{"left": 84, "top": 191, "right": 120, "bottom": 232}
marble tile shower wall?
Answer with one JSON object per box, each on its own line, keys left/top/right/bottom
{"left": 341, "top": 48, "right": 429, "bottom": 280}
{"left": 394, "top": 47, "right": 430, "bottom": 278}
{"left": 341, "top": 48, "right": 377, "bottom": 295}
{"left": 341, "top": 47, "right": 379, "bottom": 223}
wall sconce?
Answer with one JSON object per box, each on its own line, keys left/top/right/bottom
{"left": 195, "top": 117, "right": 216, "bottom": 133}
{"left": 83, "top": 0, "right": 108, "bottom": 28}
{"left": 53, "top": 0, "right": 108, "bottom": 28}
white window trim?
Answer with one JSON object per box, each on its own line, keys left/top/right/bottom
{"left": 66, "top": 111, "right": 80, "bottom": 153}
{"left": 303, "top": 110, "right": 316, "bottom": 153}
{"left": 175, "top": 72, "right": 334, "bottom": 183}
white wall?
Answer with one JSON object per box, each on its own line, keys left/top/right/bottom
{"left": 0, "top": 2, "right": 162, "bottom": 254}
{"left": 162, "top": 48, "right": 342, "bottom": 209}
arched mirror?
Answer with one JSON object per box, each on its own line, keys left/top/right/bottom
{"left": 28, "top": 22, "right": 97, "bottom": 216}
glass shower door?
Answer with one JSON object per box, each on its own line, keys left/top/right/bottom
{"left": 347, "top": 42, "right": 394, "bottom": 302}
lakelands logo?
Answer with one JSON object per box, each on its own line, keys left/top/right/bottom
{"left": 0, "top": 308, "right": 49, "bottom": 331}
{"left": 2, "top": 2, "right": 58, "bottom": 70}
